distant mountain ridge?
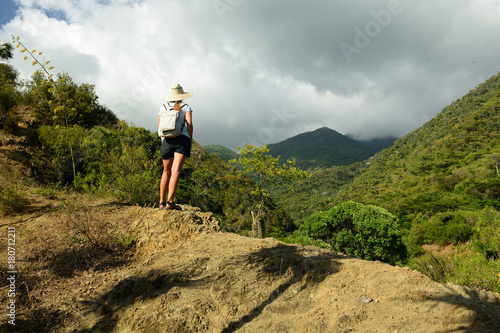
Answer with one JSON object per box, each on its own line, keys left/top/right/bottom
{"left": 276, "top": 72, "right": 500, "bottom": 242}
{"left": 266, "top": 127, "right": 377, "bottom": 170}
{"left": 203, "top": 144, "right": 239, "bottom": 162}
{"left": 204, "top": 129, "right": 397, "bottom": 170}
{"left": 357, "top": 136, "right": 399, "bottom": 151}
{"left": 335, "top": 72, "right": 500, "bottom": 218}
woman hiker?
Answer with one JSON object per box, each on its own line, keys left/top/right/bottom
{"left": 158, "top": 84, "right": 193, "bottom": 210}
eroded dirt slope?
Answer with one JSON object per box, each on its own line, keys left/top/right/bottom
{"left": 2, "top": 202, "right": 499, "bottom": 333}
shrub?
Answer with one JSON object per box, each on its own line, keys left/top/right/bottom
{"left": 448, "top": 244, "right": 500, "bottom": 292}
{"left": 293, "top": 201, "right": 407, "bottom": 265}
{"left": 468, "top": 207, "right": 500, "bottom": 260}
{"left": 38, "top": 122, "right": 161, "bottom": 206}
{"left": 38, "top": 124, "right": 87, "bottom": 184}
{"left": 25, "top": 72, "right": 118, "bottom": 128}
{"left": 407, "top": 252, "right": 451, "bottom": 284}
{"left": 0, "top": 185, "right": 30, "bottom": 215}
{"left": 285, "top": 234, "right": 332, "bottom": 250}
{"left": 0, "top": 67, "right": 20, "bottom": 130}
{"left": 407, "top": 209, "right": 495, "bottom": 248}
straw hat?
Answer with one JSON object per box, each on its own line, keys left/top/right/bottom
{"left": 163, "top": 84, "right": 193, "bottom": 101}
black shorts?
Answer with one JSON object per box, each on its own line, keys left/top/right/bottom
{"left": 161, "top": 135, "right": 191, "bottom": 160}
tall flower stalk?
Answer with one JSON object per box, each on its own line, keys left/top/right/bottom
{"left": 12, "top": 36, "right": 77, "bottom": 184}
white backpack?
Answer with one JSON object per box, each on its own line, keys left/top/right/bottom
{"left": 158, "top": 102, "right": 186, "bottom": 138}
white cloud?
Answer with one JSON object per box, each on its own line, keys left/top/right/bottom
{"left": 1, "top": 0, "right": 500, "bottom": 150}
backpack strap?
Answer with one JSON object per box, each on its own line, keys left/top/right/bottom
{"left": 165, "top": 102, "right": 187, "bottom": 110}
{"left": 163, "top": 102, "right": 187, "bottom": 133}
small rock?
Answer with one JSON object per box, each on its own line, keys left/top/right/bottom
{"left": 359, "top": 295, "right": 372, "bottom": 304}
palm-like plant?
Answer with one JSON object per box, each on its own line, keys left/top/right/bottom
{"left": 0, "top": 40, "right": 14, "bottom": 60}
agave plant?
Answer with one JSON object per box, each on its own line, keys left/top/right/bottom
{"left": 0, "top": 40, "right": 14, "bottom": 60}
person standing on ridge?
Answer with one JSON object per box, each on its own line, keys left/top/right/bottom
{"left": 158, "top": 84, "right": 193, "bottom": 210}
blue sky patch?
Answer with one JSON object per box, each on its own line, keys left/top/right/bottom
{"left": 0, "top": 0, "right": 18, "bottom": 26}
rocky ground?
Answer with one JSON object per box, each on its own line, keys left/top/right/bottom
{"left": 1, "top": 199, "right": 499, "bottom": 333}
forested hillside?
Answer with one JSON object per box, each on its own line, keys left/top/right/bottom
{"left": 358, "top": 136, "right": 398, "bottom": 151}
{"left": 2, "top": 55, "right": 499, "bottom": 292}
{"left": 267, "top": 127, "right": 376, "bottom": 170}
{"left": 335, "top": 73, "right": 500, "bottom": 224}
{"left": 203, "top": 144, "right": 239, "bottom": 162}
{"left": 0, "top": 62, "right": 292, "bottom": 238}
{"left": 328, "top": 73, "right": 500, "bottom": 289}
{"left": 280, "top": 73, "right": 500, "bottom": 230}
{"left": 275, "top": 73, "right": 500, "bottom": 291}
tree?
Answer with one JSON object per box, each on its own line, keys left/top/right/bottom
{"left": 0, "top": 64, "right": 19, "bottom": 129}
{"left": 294, "top": 201, "right": 407, "bottom": 265}
{"left": 490, "top": 154, "right": 500, "bottom": 176}
{"left": 230, "top": 144, "right": 309, "bottom": 238}
{"left": 0, "top": 41, "right": 14, "bottom": 60}
{"left": 26, "top": 71, "right": 117, "bottom": 127}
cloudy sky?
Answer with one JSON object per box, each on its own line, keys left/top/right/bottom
{"left": 1, "top": 0, "right": 499, "bottom": 150}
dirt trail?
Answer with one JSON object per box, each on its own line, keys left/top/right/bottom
{"left": 2, "top": 203, "right": 500, "bottom": 332}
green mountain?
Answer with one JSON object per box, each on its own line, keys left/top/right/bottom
{"left": 279, "top": 73, "right": 500, "bottom": 227}
{"left": 274, "top": 73, "right": 500, "bottom": 292}
{"left": 358, "top": 136, "right": 399, "bottom": 151}
{"left": 334, "top": 73, "right": 500, "bottom": 222}
{"left": 267, "top": 127, "right": 377, "bottom": 170}
{"left": 279, "top": 73, "right": 500, "bottom": 225}
{"left": 203, "top": 144, "right": 239, "bottom": 162}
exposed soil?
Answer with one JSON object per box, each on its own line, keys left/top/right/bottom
{"left": 1, "top": 200, "right": 500, "bottom": 333}
{"left": 1, "top": 107, "right": 500, "bottom": 332}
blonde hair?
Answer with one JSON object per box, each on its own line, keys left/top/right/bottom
{"left": 174, "top": 101, "right": 183, "bottom": 112}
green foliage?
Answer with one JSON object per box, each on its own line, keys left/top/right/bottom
{"left": 284, "top": 234, "right": 332, "bottom": 250}
{"left": 38, "top": 124, "right": 87, "bottom": 183}
{"left": 407, "top": 252, "right": 451, "bottom": 284}
{"left": 25, "top": 72, "right": 117, "bottom": 128}
{"left": 12, "top": 38, "right": 118, "bottom": 187}
{"left": 0, "top": 64, "right": 20, "bottom": 130}
{"left": 407, "top": 211, "right": 473, "bottom": 246}
{"left": 11, "top": 37, "right": 117, "bottom": 129}
{"left": 203, "top": 144, "right": 239, "bottom": 162}
{"left": 267, "top": 127, "right": 377, "bottom": 170}
{"left": 448, "top": 244, "right": 500, "bottom": 292}
{"left": 37, "top": 122, "right": 159, "bottom": 205}
{"left": 273, "top": 161, "right": 368, "bottom": 221}
{"left": 0, "top": 41, "right": 14, "bottom": 60}
{"left": 0, "top": 185, "right": 30, "bottom": 215}
{"left": 404, "top": 207, "right": 500, "bottom": 292}
{"left": 230, "top": 144, "right": 309, "bottom": 237}
{"left": 232, "top": 144, "right": 310, "bottom": 194}
{"left": 0, "top": 63, "right": 19, "bottom": 82}
{"left": 332, "top": 73, "right": 500, "bottom": 223}
{"left": 292, "top": 201, "right": 407, "bottom": 265}
{"left": 469, "top": 207, "right": 500, "bottom": 259}
{"left": 80, "top": 124, "right": 160, "bottom": 206}
{"left": 405, "top": 207, "right": 499, "bottom": 253}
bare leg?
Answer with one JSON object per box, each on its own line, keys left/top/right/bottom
{"left": 167, "top": 152, "right": 187, "bottom": 204}
{"left": 160, "top": 158, "right": 173, "bottom": 206}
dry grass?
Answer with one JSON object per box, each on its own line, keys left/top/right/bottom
{"left": 0, "top": 189, "right": 144, "bottom": 332}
